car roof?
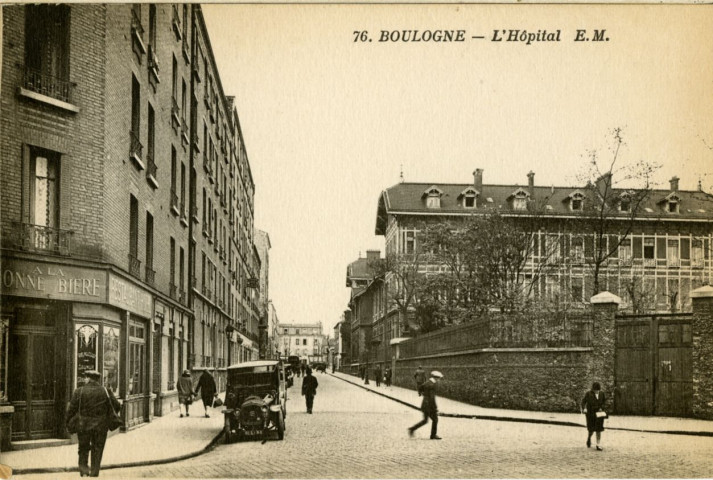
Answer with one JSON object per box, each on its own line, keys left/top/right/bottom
{"left": 226, "top": 360, "right": 281, "bottom": 370}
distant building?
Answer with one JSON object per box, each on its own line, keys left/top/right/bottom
{"left": 277, "top": 322, "right": 324, "bottom": 362}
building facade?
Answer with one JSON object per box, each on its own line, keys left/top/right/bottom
{"left": 277, "top": 322, "right": 325, "bottom": 363}
{"left": 0, "top": 4, "right": 261, "bottom": 448}
{"left": 345, "top": 169, "right": 713, "bottom": 373}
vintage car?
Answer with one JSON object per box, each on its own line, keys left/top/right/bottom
{"left": 222, "top": 360, "right": 287, "bottom": 443}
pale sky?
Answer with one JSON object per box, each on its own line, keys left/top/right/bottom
{"left": 201, "top": 4, "right": 713, "bottom": 335}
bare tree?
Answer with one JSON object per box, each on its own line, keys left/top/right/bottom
{"left": 574, "top": 128, "right": 661, "bottom": 295}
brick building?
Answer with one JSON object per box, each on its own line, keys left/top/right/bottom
{"left": 346, "top": 169, "right": 713, "bottom": 373}
{"left": 0, "top": 4, "right": 261, "bottom": 448}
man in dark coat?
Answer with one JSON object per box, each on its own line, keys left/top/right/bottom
{"left": 414, "top": 365, "right": 426, "bottom": 396}
{"left": 301, "top": 367, "right": 319, "bottom": 414}
{"left": 196, "top": 369, "right": 217, "bottom": 418}
{"left": 408, "top": 371, "right": 443, "bottom": 440}
{"left": 67, "top": 370, "right": 121, "bottom": 477}
{"left": 374, "top": 365, "right": 382, "bottom": 387}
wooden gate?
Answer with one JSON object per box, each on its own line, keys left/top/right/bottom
{"left": 614, "top": 314, "right": 692, "bottom": 417}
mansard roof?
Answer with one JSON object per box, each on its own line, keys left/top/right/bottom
{"left": 375, "top": 181, "right": 713, "bottom": 234}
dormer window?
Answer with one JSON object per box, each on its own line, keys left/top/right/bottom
{"left": 619, "top": 195, "right": 631, "bottom": 212}
{"left": 507, "top": 188, "right": 529, "bottom": 211}
{"left": 665, "top": 193, "right": 680, "bottom": 214}
{"left": 422, "top": 186, "right": 443, "bottom": 209}
{"left": 459, "top": 187, "right": 478, "bottom": 208}
{"left": 569, "top": 192, "right": 585, "bottom": 211}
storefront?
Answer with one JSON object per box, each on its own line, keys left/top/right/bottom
{"left": 0, "top": 256, "right": 156, "bottom": 447}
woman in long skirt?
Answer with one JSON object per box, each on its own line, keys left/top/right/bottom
{"left": 581, "top": 381, "right": 607, "bottom": 450}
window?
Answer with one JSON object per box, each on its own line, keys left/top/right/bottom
{"left": 181, "top": 79, "right": 187, "bottom": 119}
{"left": 572, "top": 237, "right": 584, "bottom": 263}
{"left": 619, "top": 238, "right": 632, "bottom": 262}
{"left": 168, "top": 326, "right": 175, "bottom": 388}
{"left": 426, "top": 191, "right": 441, "bottom": 208}
{"left": 295, "top": 338, "right": 299, "bottom": 346}
{"left": 644, "top": 237, "right": 655, "bottom": 266}
{"left": 130, "top": 76, "right": 142, "bottom": 162}
{"left": 619, "top": 195, "right": 631, "bottom": 212}
{"left": 692, "top": 239, "right": 704, "bottom": 267}
{"left": 513, "top": 196, "right": 527, "bottom": 211}
{"left": 571, "top": 195, "right": 583, "bottom": 211}
{"left": 403, "top": 230, "right": 416, "bottom": 254}
{"left": 180, "top": 162, "right": 186, "bottom": 213}
{"left": 148, "top": 4, "right": 156, "bottom": 47}
{"left": 145, "top": 212, "right": 154, "bottom": 277}
{"left": 303, "top": 339, "right": 307, "bottom": 346}
{"left": 147, "top": 103, "right": 155, "bottom": 167}
{"left": 668, "top": 199, "right": 679, "bottom": 213}
{"left": 170, "top": 147, "right": 178, "bottom": 213}
{"left": 179, "top": 247, "right": 185, "bottom": 294}
{"left": 202, "top": 188, "right": 207, "bottom": 226}
{"left": 128, "top": 319, "right": 146, "bottom": 395}
{"left": 129, "top": 195, "right": 139, "bottom": 268}
{"left": 30, "top": 148, "right": 60, "bottom": 232}
{"left": 24, "top": 5, "right": 71, "bottom": 103}
{"left": 182, "top": 4, "right": 189, "bottom": 41}
{"left": 102, "top": 326, "right": 120, "bottom": 392}
{"left": 667, "top": 239, "right": 680, "bottom": 267}
{"left": 170, "top": 237, "right": 176, "bottom": 290}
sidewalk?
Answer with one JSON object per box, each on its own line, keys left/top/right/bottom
{"left": 331, "top": 372, "right": 713, "bottom": 437}
{"left": 1, "top": 397, "right": 225, "bottom": 475}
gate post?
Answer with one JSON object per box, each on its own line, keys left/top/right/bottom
{"left": 589, "top": 292, "right": 620, "bottom": 399}
{"left": 691, "top": 285, "right": 713, "bottom": 420}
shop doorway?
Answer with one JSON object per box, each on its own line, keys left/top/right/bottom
{"left": 9, "top": 328, "right": 58, "bottom": 440}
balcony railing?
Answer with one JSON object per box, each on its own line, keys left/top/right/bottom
{"left": 146, "top": 153, "right": 158, "bottom": 188}
{"left": 128, "top": 254, "right": 141, "bottom": 278}
{"left": 171, "top": 98, "right": 180, "bottom": 127}
{"left": 129, "top": 130, "right": 144, "bottom": 166}
{"left": 170, "top": 189, "right": 179, "bottom": 214}
{"left": 180, "top": 202, "right": 188, "bottom": 226}
{"left": 172, "top": 5, "right": 182, "bottom": 40}
{"left": 6, "top": 222, "right": 73, "bottom": 255}
{"left": 21, "top": 66, "right": 75, "bottom": 105}
{"left": 181, "top": 117, "right": 189, "bottom": 143}
{"left": 145, "top": 265, "right": 156, "bottom": 286}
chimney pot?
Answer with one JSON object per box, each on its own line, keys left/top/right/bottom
{"left": 670, "top": 176, "right": 680, "bottom": 191}
{"left": 527, "top": 171, "right": 535, "bottom": 197}
{"left": 473, "top": 169, "right": 483, "bottom": 194}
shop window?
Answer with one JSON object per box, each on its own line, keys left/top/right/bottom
{"left": 75, "top": 324, "right": 99, "bottom": 388}
{"left": 128, "top": 319, "right": 146, "bottom": 395}
{"left": 102, "top": 326, "right": 120, "bottom": 393}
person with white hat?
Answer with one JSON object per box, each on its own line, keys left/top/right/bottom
{"left": 408, "top": 370, "right": 443, "bottom": 440}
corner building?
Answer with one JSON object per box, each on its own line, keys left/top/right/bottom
{"left": 0, "top": 4, "right": 261, "bottom": 449}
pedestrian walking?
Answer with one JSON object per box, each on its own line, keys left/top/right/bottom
{"left": 300, "top": 363, "right": 306, "bottom": 377}
{"left": 195, "top": 369, "right": 217, "bottom": 418}
{"left": 177, "top": 369, "right": 195, "bottom": 417}
{"left": 374, "top": 365, "right": 382, "bottom": 387}
{"left": 581, "top": 381, "right": 607, "bottom": 451}
{"left": 414, "top": 365, "right": 426, "bottom": 396}
{"left": 359, "top": 365, "right": 364, "bottom": 380}
{"left": 385, "top": 367, "right": 392, "bottom": 387}
{"left": 66, "top": 370, "right": 121, "bottom": 477}
{"left": 408, "top": 371, "right": 443, "bottom": 440}
{"left": 301, "top": 367, "right": 319, "bottom": 414}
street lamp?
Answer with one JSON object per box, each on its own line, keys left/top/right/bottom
{"left": 225, "top": 323, "right": 235, "bottom": 367}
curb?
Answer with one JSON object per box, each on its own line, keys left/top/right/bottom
{"left": 330, "top": 373, "right": 713, "bottom": 437}
{"left": 13, "top": 429, "right": 225, "bottom": 475}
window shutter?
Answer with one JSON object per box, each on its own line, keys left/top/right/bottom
{"left": 22, "top": 144, "right": 32, "bottom": 223}
{"left": 656, "top": 238, "right": 666, "bottom": 259}
{"left": 59, "top": 153, "right": 73, "bottom": 230}
{"left": 633, "top": 236, "right": 642, "bottom": 258}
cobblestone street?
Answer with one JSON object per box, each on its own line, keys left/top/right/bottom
{"left": 18, "top": 374, "right": 713, "bottom": 479}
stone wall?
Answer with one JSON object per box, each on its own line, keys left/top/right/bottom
{"left": 691, "top": 286, "right": 713, "bottom": 419}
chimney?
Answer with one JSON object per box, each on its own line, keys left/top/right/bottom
{"left": 473, "top": 169, "right": 483, "bottom": 193}
{"left": 366, "top": 250, "right": 381, "bottom": 262}
{"left": 670, "top": 176, "right": 680, "bottom": 192}
{"left": 527, "top": 171, "right": 535, "bottom": 197}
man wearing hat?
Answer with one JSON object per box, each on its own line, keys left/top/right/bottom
{"left": 414, "top": 365, "right": 426, "bottom": 396}
{"left": 408, "top": 371, "right": 443, "bottom": 440}
{"left": 66, "top": 370, "right": 121, "bottom": 477}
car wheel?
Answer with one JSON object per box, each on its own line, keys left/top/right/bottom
{"left": 276, "top": 410, "right": 285, "bottom": 440}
